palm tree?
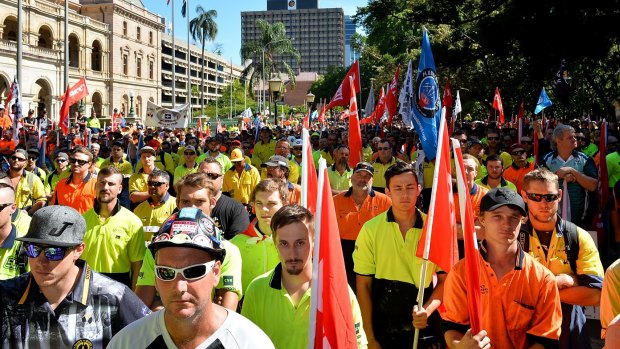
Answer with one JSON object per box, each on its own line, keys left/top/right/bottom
{"left": 190, "top": 6, "right": 217, "bottom": 117}
{"left": 240, "top": 19, "right": 300, "bottom": 117}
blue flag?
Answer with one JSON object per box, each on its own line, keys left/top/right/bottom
{"left": 534, "top": 87, "right": 553, "bottom": 115}
{"left": 411, "top": 30, "right": 442, "bottom": 160}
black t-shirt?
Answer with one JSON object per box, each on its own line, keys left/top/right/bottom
{"left": 212, "top": 194, "right": 250, "bottom": 240}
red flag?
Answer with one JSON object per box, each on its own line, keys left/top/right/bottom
{"left": 416, "top": 110, "right": 458, "bottom": 273}
{"left": 308, "top": 159, "right": 359, "bottom": 349}
{"left": 301, "top": 129, "right": 318, "bottom": 214}
{"left": 197, "top": 118, "right": 203, "bottom": 139}
{"left": 385, "top": 65, "right": 400, "bottom": 126}
{"left": 492, "top": 87, "right": 504, "bottom": 124}
{"left": 453, "top": 140, "right": 483, "bottom": 334}
{"left": 373, "top": 87, "right": 386, "bottom": 124}
{"left": 326, "top": 60, "right": 361, "bottom": 110}
{"left": 59, "top": 77, "right": 89, "bottom": 136}
{"left": 517, "top": 98, "right": 524, "bottom": 120}
{"left": 318, "top": 101, "right": 326, "bottom": 124}
{"left": 443, "top": 80, "right": 453, "bottom": 134}
{"left": 348, "top": 76, "right": 363, "bottom": 168}
{"left": 593, "top": 120, "right": 609, "bottom": 245}
{"left": 302, "top": 109, "right": 310, "bottom": 129}
{"left": 3, "top": 82, "right": 13, "bottom": 118}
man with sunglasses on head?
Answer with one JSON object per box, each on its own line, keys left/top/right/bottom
{"left": 81, "top": 166, "right": 145, "bottom": 290}
{"left": 199, "top": 158, "right": 249, "bottom": 240}
{"left": 51, "top": 146, "right": 97, "bottom": 214}
{"left": 109, "top": 208, "right": 273, "bottom": 349}
{"left": 520, "top": 168, "right": 603, "bottom": 349}
{"left": 0, "top": 206, "right": 149, "bottom": 348}
{"left": 7, "top": 149, "right": 46, "bottom": 216}
{"left": 133, "top": 169, "right": 177, "bottom": 243}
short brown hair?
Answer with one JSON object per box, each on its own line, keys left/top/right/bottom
{"left": 523, "top": 168, "right": 560, "bottom": 191}
{"left": 462, "top": 154, "right": 480, "bottom": 170}
{"left": 72, "top": 146, "right": 93, "bottom": 162}
{"left": 175, "top": 172, "right": 216, "bottom": 198}
{"left": 98, "top": 165, "right": 123, "bottom": 184}
{"left": 270, "top": 204, "right": 314, "bottom": 241}
{"left": 251, "top": 179, "right": 289, "bottom": 204}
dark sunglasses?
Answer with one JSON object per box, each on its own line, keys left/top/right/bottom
{"left": 28, "top": 157, "right": 37, "bottom": 161}
{"left": 10, "top": 156, "right": 26, "bottom": 162}
{"left": 56, "top": 158, "right": 68, "bottom": 163}
{"left": 184, "top": 152, "right": 196, "bottom": 155}
{"left": 70, "top": 158, "right": 90, "bottom": 166}
{"left": 24, "top": 244, "right": 72, "bottom": 261}
{"left": 205, "top": 172, "right": 222, "bottom": 180}
{"left": 511, "top": 150, "right": 526, "bottom": 156}
{"left": 377, "top": 147, "right": 390, "bottom": 151}
{"left": 155, "top": 261, "right": 215, "bottom": 281}
{"left": 526, "top": 193, "right": 560, "bottom": 202}
{"left": 148, "top": 181, "right": 167, "bottom": 187}
{"left": 0, "top": 202, "right": 13, "bottom": 211}
{"left": 487, "top": 136, "right": 500, "bottom": 141}
{"left": 293, "top": 147, "right": 303, "bottom": 151}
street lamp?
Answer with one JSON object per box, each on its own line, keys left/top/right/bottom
{"left": 129, "top": 90, "right": 135, "bottom": 119}
{"left": 268, "top": 76, "right": 282, "bottom": 125}
{"left": 305, "top": 92, "right": 315, "bottom": 113}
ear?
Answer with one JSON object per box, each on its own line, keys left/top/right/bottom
{"left": 73, "top": 243, "right": 86, "bottom": 261}
{"left": 385, "top": 187, "right": 391, "bottom": 198}
{"left": 557, "top": 188, "right": 563, "bottom": 202}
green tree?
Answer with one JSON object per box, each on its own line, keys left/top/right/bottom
{"left": 190, "top": 6, "right": 218, "bottom": 117}
{"left": 240, "top": 19, "right": 300, "bottom": 113}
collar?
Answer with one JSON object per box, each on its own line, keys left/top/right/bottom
{"left": 109, "top": 156, "right": 125, "bottom": 164}
{"left": 330, "top": 163, "right": 351, "bottom": 172}
{"left": 480, "top": 176, "right": 508, "bottom": 187}
{"left": 19, "top": 260, "right": 92, "bottom": 306}
{"left": 147, "top": 192, "right": 170, "bottom": 207}
{"left": 269, "top": 263, "right": 284, "bottom": 290}
{"left": 511, "top": 160, "right": 532, "bottom": 170}
{"left": 241, "top": 219, "right": 261, "bottom": 238}
{"left": 479, "top": 240, "right": 525, "bottom": 270}
{"left": 66, "top": 171, "right": 92, "bottom": 184}
{"left": 0, "top": 224, "right": 17, "bottom": 249}
{"left": 183, "top": 162, "right": 198, "bottom": 169}
{"left": 93, "top": 199, "right": 121, "bottom": 217}
{"left": 551, "top": 149, "right": 580, "bottom": 161}
{"left": 386, "top": 207, "right": 424, "bottom": 229}
{"left": 470, "top": 183, "right": 479, "bottom": 195}
{"left": 287, "top": 181, "right": 294, "bottom": 190}
{"left": 374, "top": 156, "right": 395, "bottom": 165}
{"left": 343, "top": 187, "right": 376, "bottom": 197}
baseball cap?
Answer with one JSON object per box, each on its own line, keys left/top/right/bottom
{"left": 17, "top": 206, "right": 87, "bottom": 247}
{"left": 56, "top": 152, "right": 69, "bottom": 161}
{"left": 230, "top": 148, "right": 244, "bottom": 162}
{"left": 184, "top": 145, "right": 196, "bottom": 153}
{"left": 353, "top": 162, "right": 374, "bottom": 175}
{"left": 480, "top": 188, "right": 527, "bottom": 216}
{"left": 139, "top": 146, "right": 156, "bottom": 156}
{"left": 509, "top": 143, "right": 526, "bottom": 153}
{"left": 293, "top": 139, "right": 302, "bottom": 147}
{"left": 231, "top": 140, "right": 242, "bottom": 147}
{"left": 27, "top": 149, "right": 40, "bottom": 156}
{"left": 261, "top": 155, "right": 289, "bottom": 169}
{"left": 149, "top": 208, "right": 226, "bottom": 262}
{"left": 287, "top": 136, "right": 296, "bottom": 144}
{"left": 468, "top": 138, "right": 483, "bottom": 148}
{"left": 311, "top": 132, "right": 320, "bottom": 138}
{"left": 13, "top": 149, "right": 27, "bottom": 158}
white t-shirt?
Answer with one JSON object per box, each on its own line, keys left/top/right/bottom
{"left": 107, "top": 308, "right": 275, "bottom": 349}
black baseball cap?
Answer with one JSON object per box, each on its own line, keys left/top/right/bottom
{"left": 480, "top": 188, "right": 527, "bottom": 216}
{"left": 353, "top": 162, "right": 374, "bottom": 175}
{"left": 17, "top": 206, "right": 87, "bottom": 247}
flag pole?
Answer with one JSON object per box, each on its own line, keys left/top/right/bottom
{"left": 413, "top": 108, "right": 447, "bottom": 349}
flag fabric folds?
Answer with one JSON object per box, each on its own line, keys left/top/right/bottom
{"left": 347, "top": 76, "right": 363, "bottom": 168}
{"left": 452, "top": 139, "right": 483, "bottom": 334}
{"left": 197, "top": 118, "right": 203, "bottom": 139}
{"left": 373, "top": 87, "right": 386, "bottom": 125}
{"left": 415, "top": 109, "right": 458, "bottom": 273}
{"left": 385, "top": 65, "right": 400, "bottom": 127}
{"left": 326, "top": 60, "right": 361, "bottom": 110}
{"left": 364, "top": 85, "right": 375, "bottom": 119}
{"left": 181, "top": 0, "right": 187, "bottom": 17}
{"left": 398, "top": 60, "right": 414, "bottom": 128}
{"left": 492, "top": 87, "right": 504, "bottom": 124}
{"left": 9, "top": 77, "right": 23, "bottom": 143}
{"left": 534, "top": 87, "right": 553, "bottom": 115}
{"left": 411, "top": 31, "right": 442, "bottom": 160}
{"left": 552, "top": 59, "right": 570, "bottom": 104}
{"left": 308, "top": 158, "right": 358, "bottom": 349}
{"left": 443, "top": 81, "right": 453, "bottom": 135}
{"left": 59, "top": 77, "right": 89, "bottom": 136}
{"left": 300, "top": 128, "right": 318, "bottom": 214}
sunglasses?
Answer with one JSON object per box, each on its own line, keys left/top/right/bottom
{"left": 511, "top": 150, "right": 526, "bottom": 156}
{"left": 0, "top": 202, "right": 13, "bottom": 211}
{"left": 293, "top": 147, "right": 302, "bottom": 151}
{"left": 205, "top": 172, "right": 222, "bottom": 180}
{"left": 28, "top": 157, "right": 37, "bottom": 161}
{"left": 155, "top": 261, "right": 216, "bottom": 281}
{"left": 377, "top": 147, "right": 390, "bottom": 151}
{"left": 70, "top": 158, "right": 90, "bottom": 166}
{"left": 10, "top": 156, "right": 26, "bottom": 162}
{"left": 56, "top": 158, "right": 68, "bottom": 163}
{"left": 148, "top": 181, "right": 167, "bottom": 187}
{"left": 24, "top": 244, "right": 72, "bottom": 261}
{"left": 184, "top": 152, "right": 196, "bottom": 156}
{"left": 526, "top": 193, "right": 560, "bottom": 202}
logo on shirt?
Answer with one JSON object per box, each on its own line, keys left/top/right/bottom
{"left": 3, "top": 256, "right": 17, "bottom": 271}
{"left": 223, "top": 275, "right": 233, "bottom": 286}
{"left": 480, "top": 284, "right": 489, "bottom": 295}
{"left": 73, "top": 339, "right": 93, "bottom": 349}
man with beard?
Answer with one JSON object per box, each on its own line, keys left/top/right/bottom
{"left": 520, "top": 168, "right": 603, "bottom": 349}
{"left": 52, "top": 146, "right": 98, "bottom": 213}
{"left": 81, "top": 166, "right": 145, "bottom": 289}
{"left": 475, "top": 154, "right": 517, "bottom": 191}
{"left": 133, "top": 169, "right": 176, "bottom": 243}
{"left": 483, "top": 129, "right": 512, "bottom": 169}
{"left": 328, "top": 144, "right": 353, "bottom": 195}
{"left": 198, "top": 136, "right": 232, "bottom": 172}
{"left": 334, "top": 162, "right": 391, "bottom": 291}
{"left": 7, "top": 149, "right": 46, "bottom": 215}
{"left": 242, "top": 204, "right": 367, "bottom": 348}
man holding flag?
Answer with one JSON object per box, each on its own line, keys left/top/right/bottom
{"left": 441, "top": 188, "right": 562, "bottom": 348}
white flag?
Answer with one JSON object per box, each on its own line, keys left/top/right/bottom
{"left": 364, "top": 85, "right": 375, "bottom": 119}
{"left": 454, "top": 90, "right": 462, "bottom": 116}
{"left": 398, "top": 60, "right": 413, "bottom": 127}
{"left": 10, "top": 76, "right": 22, "bottom": 143}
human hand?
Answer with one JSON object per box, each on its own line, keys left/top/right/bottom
{"left": 555, "top": 273, "right": 575, "bottom": 290}
{"left": 555, "top": 167, "right": 574, "bottom": 179}
{"left": 455, "top": 329, "right": 491, "bottom": 349}
{"left": 412, "top": 305, "right": 429, "bottom": 329}
{"left": 367, "top": 338, "right": 382, "bottom": 349}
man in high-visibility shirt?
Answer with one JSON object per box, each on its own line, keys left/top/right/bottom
{"left": 133, "top": 169, "right": 176, "bottom": 242}
{"left": 223, "top": 149, "right": 260, "bottom": 206}
{"left": 251, "top": 127, "right": 276, "bottom": 167}
{"left": 7, "top": 149, "right": 46, "bottom": 215}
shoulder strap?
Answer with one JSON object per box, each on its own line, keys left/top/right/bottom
{"left": 160, "top": 152, "right": 167, "bottom": 168}
{"left": 518, "top": 221, "right": 532, "bottom": 253}
{"left": 563, "top": 221, "right": 580, "bottom": 274}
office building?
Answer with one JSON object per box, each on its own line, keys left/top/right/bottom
{"left": 344, "top": 15, "right": 357, "bottom": 66}
{"left": 267, "top": 0, "right": 318, "bottom": 11}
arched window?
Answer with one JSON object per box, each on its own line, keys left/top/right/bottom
{"left": 37, "top": 26, "right": 53, "bottom": 49}
{"left": 69, "top": 34, "right": 80, "bottom": 68}
{"left": 91, "top": 40, "right": 102, "bottom": 72}
{"left": 2, "top": 17, "right": 18, "bottom": 41}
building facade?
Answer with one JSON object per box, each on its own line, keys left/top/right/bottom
{"left": 267, "top": 0, "right": 318, "bottom": 11}
{"left": 241, "top": 7, "right": 344, "bottom": 74}
{"left": 344, "top": 15, "right": 357, "bottom": 67}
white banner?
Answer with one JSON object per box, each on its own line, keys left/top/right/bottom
{"left": 145, "top": 100, "right": 190, "bottom": 129}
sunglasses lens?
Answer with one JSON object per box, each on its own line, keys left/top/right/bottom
{"left": 183, "top": 265, "right": 207, "bottom": 280}
{"left": 45, "top": 247, "right": 67, "bottom": 261}
{"left": 155, "top": 267, "right": 177, "bottom": 281}
{"left": 25, "top": 244, "right": 42, "bottom": 258}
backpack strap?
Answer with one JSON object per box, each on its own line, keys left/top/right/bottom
{"left": 562, "top": 220, "right": 580, "bottom": 274}
{"left": 518, "top": 220, "right": 532, "bottom": 253}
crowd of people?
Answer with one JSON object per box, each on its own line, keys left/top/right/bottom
{"left": 0, "top": 104, "right": 619, "bottom": 349}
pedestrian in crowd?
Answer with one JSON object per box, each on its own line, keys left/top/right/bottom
{"left": 242, "top": 204, "right": 367, "bottom": 348}
{"left": 224, "top": 148, "right": 260, "bottom": 207}
{"left": 252, "top": 127, "right": 276, "bottom": 167}
{"left": 0, "top": 206, "right": 149, "bottom": 348}
{"left": 198, "top": 136, "right": 232, "bottom": 171}
{"left": 25, "top": 149, "right": 46, "bottom": 182}
{"left": 44, "top": 151, "right": 69, "bottom": 198}
{"left": 327, "top": 144, "right": 353, "bottom": 195}
{"left": 108, "top": 207, "right": 274, "bottom": 348}
{"left": 371, "top": 139, "right": 401, "bottom": 193}
{"left": 51, "top": 146, "right": 97, "bottom": 213}
{"left": 475, "top": 154, "right": 517, "bottom": 191}
{"left": 173, "top": 144, "right": 199, "bottom": 184}
{"left": 262, "top": 154, "right": 302, "bottom": 204}
{"left": 7, "top": 149, "right": 46, "bottom": 215}
{"left": 129, "top": 146, "right": 157, "bottom": 206}
{"left": 441, "top": 188, "right": 562, "bottom": 349}
{"left": 0, "top": 180, "right": 28, "bottom": 280}
{"left": 504, "top": 142, "right": 537, "bottom": 193}
{"left": 133, "top": 169, "right": 176, "bottom": 242}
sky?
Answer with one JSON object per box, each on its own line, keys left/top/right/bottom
{"left": 141, "top": 0, "right": 369, "bottom": 66}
